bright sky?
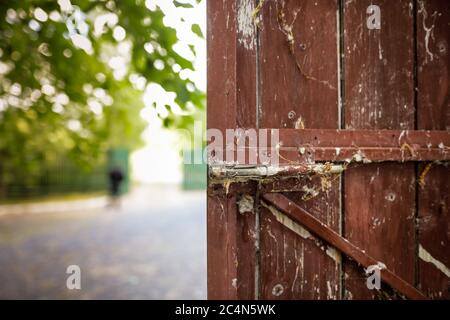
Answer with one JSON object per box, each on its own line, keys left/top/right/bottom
{"left": 131, "top": 0, "right": 206, "bottom": 184}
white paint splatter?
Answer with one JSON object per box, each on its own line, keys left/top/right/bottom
{"left": 237, "top": 194, "right": 254, "bottom": 213}
{"left": 419, "top": 245, "right": 450, "bottom": 278}
{"left": 237, "top": 0, "right": 256, "bottom": 50}
{"left": 262, "top": 202, "right": 313, "bottom": 240}
{"left": 378, "top": 39, "right": 383, "bottom": 60}
{"left": 262, "top": 202, "right": 342, "bottom": 264}
{"left": 419, "top": 1, "right": 437, "bottom": 64}
{"left": 327, "top": 281, "right": 334, "bottom": 299}
{"left": 326, "top": 247, "right": 342, "bottom": 264}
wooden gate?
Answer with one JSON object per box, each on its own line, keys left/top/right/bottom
{"left": 207, "top": 0, "right": 449, "bottom": 299}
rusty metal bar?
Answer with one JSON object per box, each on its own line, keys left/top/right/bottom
{"left": 278, "top": 129, "right": 450, "bottom": 162}
{"left": 262, "top": 193, "right": 428, "bottom": 300}
{"left": 209, "top": 164, "right": 345, "bottom": 180}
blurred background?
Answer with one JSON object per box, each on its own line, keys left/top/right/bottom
{"left": 0, "top": 0, "right": 206, "bottom": 299}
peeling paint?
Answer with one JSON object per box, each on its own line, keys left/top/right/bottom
{"left": 345, "top": 290, "right": 353, "bottom": 300}
{"left": 295, "top": 116, "right": 305, "bottom": 129}
{"left": 348, "top": 150, "right": 372, "bottom": 164}
{"left": 301, "top": 185, "right": 320, "bottom": 201}
{"left": 327, "top": 281, "right": 334, "bottom": 299}
{"left": 419, "top": 245, "right": 450, "bottom": 278}
{"left": 418, "top": 0, "right": 437, "bottom": 64}
{"left": 299, "top": 147, "right": 306, "bottom": 155}
{"left": 292, "top": 249, "right": 300, "bottom": 293}
{"left": 378, "top": 39, "right": 383, "bottom": 60}
{"left": 262, "top": 202, "right": 313, "bottom": 240}
{"left": 326, "top": 246, "right": 342, "bottom": 265}
{"left": 237, "top": 0, "right": 256, "bottom": 50}
{"left": 262, "top": 201, "right": 342, "bottom": 265}
{"left": 238, "top": 194, "right": 254, "bottom": 213}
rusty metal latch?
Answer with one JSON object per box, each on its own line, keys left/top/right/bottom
{"left": 209, "top": 164, "right": 345, "bottom": 181}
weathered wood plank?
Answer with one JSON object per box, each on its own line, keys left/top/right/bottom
{"left": 416, "top": 0, "right": 450, "bottom": 131}
{"left": 259, "top": 0, "right": 340, "bottom": 129}
{"left": 263, "top": 193, "right": 427, "bottom": 300}
{"left": 277, "top": 128, "right": 450, "bottom": 162}
{"left": 207, "top": 0, "right": 257, "bottom": 299}
{"left": 260, "top": 189, "right": 341, "bottom": 299}
{"left": 417, "top": 0, "right": 450, "bottom": 300}
{"left": 343, "top": 0, "right": 417, "bottom": 299}
{"left": 344, "top": 0, "right": 416, "bottom": 130}
{"left": 258, "top": 0, "right": 341, "bottom": 299}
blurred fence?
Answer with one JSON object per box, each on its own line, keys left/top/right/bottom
{"left": 2, "top": 158, "right": 108, "bottom": 200}
{"left": 0, "top": 148, "right": 132, "bottom": 200}
{"left": 182, "top": 149, "right": 207, "bottom": 190}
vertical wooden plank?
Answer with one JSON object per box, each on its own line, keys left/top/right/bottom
{"left": 344, "top": 1, "right": 415, "bottom": 130}
{"left": 207, "top": 190, "right": 238, "bottom": 299}
{"left": 207, "top": 0, "right": 257, "bottom": 299}
{"left": 417, "top": 165, "right": 450, "bottom": 299}
{"left": 343, "top": 164, "right": 417, "bottom": 299}
{"left": 417, "top": 0, "right": 450, "bottom": 299}
{"left": 259, "top": 0, "right": 340, "bottom": 129}
{"left": 207, "top": 185, "right": 257, "bottom": 299}
{"left": 260, "top": 177, "right": 341, "bottom": 299}
{"left": 416, "top": 0, "right": 450, "bottom": 131}
{"left": 343, "top": 0, "right": 416, "bottom": 299}
{"left": 258, "top": 0, "right": 341, "bottom": 299}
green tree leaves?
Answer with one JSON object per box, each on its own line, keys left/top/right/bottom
{"left": 0, "top": 0, "right": 205, "bottom": 190}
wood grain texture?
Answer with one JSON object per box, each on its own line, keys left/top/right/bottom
{"left": 276, "top": 129, "right": 450, "bottom": 162}
{"left": 207, "top": 0, "right": 257, "bottom": 299}
{"left": 263, "top": 193, "right": 426, "bottom": 300}
{"left": 344, "top": 164, "right": 417, "bottom": 299}
{"left": 260, "top": 176, "right": 341, "bottom": 299}
{"left": 258, "top": 0, "right": 341, "bottom": 299}
{"left": 416, "top": 0, "right": 450, "bottom": 131}
{"left": 343, "top": 0, "right": 417, "bottom": 299}
{"left": 259, "top": 0, "right": 339, "bottom": 129}
{"left": 207, "top": 0, "right": 448, "bottom": 300}
{"left": 344, "top": 0, "right": 415, "bottom": 130}
{"left": 417, "top": 0, "right": 450, "bottom": 300}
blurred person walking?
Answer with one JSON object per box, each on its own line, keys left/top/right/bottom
{"left": 108, "top": 166, "right": 124, "bottom": 207}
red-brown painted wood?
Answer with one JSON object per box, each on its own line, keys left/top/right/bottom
{"left": 263, "top": 193, "right": 427, "bottom": 300}
{"left": 343, "top": 0, "right": 417, "bottom": 299}
{"left": 277, "top": 129, "right": 450, "bottom": 162}
{"left": 207, "top": 0, "right": 257, "bottom": 299}
{"left": 258, "top": 0, "right": 341, "bottom": 299}
{"left": 260, "top": 176, "right": 341, "bottom": 299}
{"left": 259, "top": 0, "right": 340, "bottom": 130}
{"left": 207, "top": 0, "right": 449, "bottom": 300}
{"left": 417, "top": 0, "right": 450, "bottom": 300}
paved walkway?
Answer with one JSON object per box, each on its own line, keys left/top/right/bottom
{"left": 0, "top": 186, "right": 206, "bottom": 299}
